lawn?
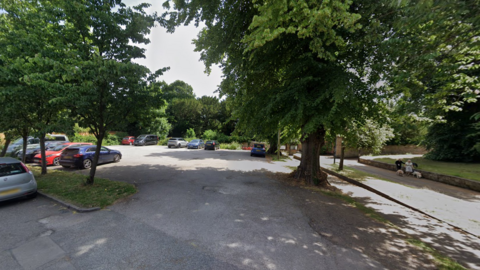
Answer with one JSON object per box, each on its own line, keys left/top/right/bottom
{"left": 31, "top": 167, "right": 137, "bottom": 208}
{"left": 373, "top": 157, "right": 480, "bottom": 182}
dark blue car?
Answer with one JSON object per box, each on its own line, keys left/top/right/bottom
{"left": 59, "top": 145, "right": 121, "bottom": 169}
{"left": 250, "top": 143, "right": 266, "bottom": 157}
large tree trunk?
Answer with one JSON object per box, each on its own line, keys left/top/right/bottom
{"left": 267, "top": 136, "right": 277, "bottom": 155}
{"left": 39, "top": 134, "right": 47, "bottom": 175}
{"left": 294, "top": 126, "right": 329, "bottom": 186}
{"left": 0, "top": 138, "right": 11, "bottom": 157}
{"left": 86, "top": 131, "right": 106, "bottom": 185}
{"left": 339, "top": 145, "right": 345, "bottom": 171}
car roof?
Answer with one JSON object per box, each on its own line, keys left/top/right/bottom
{"left": 0, "top": 157, "right": 21, "bottom": 164}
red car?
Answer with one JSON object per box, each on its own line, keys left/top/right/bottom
{"left": 122, "top": 136, "right": 135, "bottom": 145}
{"left": 33, "top": 142, "right": 92, "bottom": 166}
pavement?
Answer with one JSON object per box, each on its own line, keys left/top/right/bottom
{"left": 316, "top": 154, "right": 480, "bottom": 269}
{"left": 1, "top": 146, "right": 479, "bottom": 269}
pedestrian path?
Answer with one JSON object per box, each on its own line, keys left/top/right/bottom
{"left": 319, "top": 155, "right": 480, "bottom": 237}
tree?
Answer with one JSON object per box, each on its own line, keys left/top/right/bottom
{"left": 58, "top": 0, "right": 167, "bottom": 184}
{"left": 0, "top": 0, "right": 69, "bottom": 172}
{"left": 163, "top": 0, "right": 395, "bottom": 186}
{"left": 384, "top": 1, "right": 480, "bottom": 160}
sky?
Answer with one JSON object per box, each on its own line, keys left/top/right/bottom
{"left": 122, "top": 0, "right": 223, "bottom": 98}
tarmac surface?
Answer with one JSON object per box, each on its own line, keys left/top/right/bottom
{"left": 1, "top": 146, "right": 479, "bottom": 269}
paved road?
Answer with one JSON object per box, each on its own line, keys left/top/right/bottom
{"left": 0, "top": 146, "right": 471, "bottom": 269}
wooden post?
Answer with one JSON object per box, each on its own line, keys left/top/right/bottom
{"left": 277, "top": 129, "right": 280, "bottom": 160}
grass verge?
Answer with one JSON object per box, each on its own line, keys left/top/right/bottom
{"left": 373, "top": 157, "right": 480, "bottom": 182}
{"left": 267, "top": 154, "right": 290, "bottom": 162}
{"left": 31, "top": 167, "right": 137, "bottom": 208}
{"left": 327, "top": 163, "right": 394, "bottom": 183}
{"left": 406, "top": 239, "right": 466, "bottom": 270}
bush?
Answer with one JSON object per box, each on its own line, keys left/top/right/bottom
{"left": 203, "top": 130, "right": 217, "bottom": 140}
{"left": 186, "top": 128, "right": 196, "bottom": 138}
{"left": 220, "top": 142, "right": 241, "bottom": 150}
{"left": 159, "top": 137, "right": 169, "bottom": 146}
{"left": 71, "top": 133, "right": 123, "bottom": 146}
{"left": 71, "top": 133, "right": 97, "bottom": 144}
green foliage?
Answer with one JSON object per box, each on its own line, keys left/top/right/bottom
{"left": 71, "top": 133, "right": 97, "bottom": 144}
{"left": 341, "top": 119, "right": 394, "bottom": 155}
{"left": 158, "top": 137, "right": 170, "bottom": 146}
{"left": 424, "top": 104, "right": 480, "bottom": 162}
{"left": 202, "top": 129, "right": 217, "bottom": 140}
{"left": 186, "top": 128, "right": 196, "bottom": 138}
{"left": 73, "top": 124, "right": 91, "bottom": 134}
{"left": 219, "top": 142, "right": 241, "bottom": 150}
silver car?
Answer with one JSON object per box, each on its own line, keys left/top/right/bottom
{"left": 0, "top": 157, "right": 37, "bottom": 202}
{"left": 167, "top": 138, "right": 188, "bottom": 148}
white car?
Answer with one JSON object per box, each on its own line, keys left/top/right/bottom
{"left": 167, "top": 138, "right": 188, "bottom": 148}
{"left": 0, "top": 157, "right": 37, "bottom": 202}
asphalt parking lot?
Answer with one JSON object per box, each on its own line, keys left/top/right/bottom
{"left": 1, "top": 146, "right": 440, "bottom": 269}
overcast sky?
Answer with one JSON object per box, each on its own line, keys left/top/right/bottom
{"left": 123, "top": 0, "right": 223, "bottom": 98}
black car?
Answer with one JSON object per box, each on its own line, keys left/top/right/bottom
{"left": 204, "top": 140, "right": 220, "bottom": 150}
{"left": 134, "top": 134, "right": 158, "bottom": 146}
{"left": 16, "top": 141, "right": 65, "bottom": 163}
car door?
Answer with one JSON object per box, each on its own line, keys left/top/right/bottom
{"left": 99, "top": 147, "right": 110, "bottom": 163}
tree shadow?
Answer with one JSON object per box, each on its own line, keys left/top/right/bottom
{"left": 70, "top": 163, "right": 448, "bottom": 269}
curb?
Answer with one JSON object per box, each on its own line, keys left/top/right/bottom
{"left": 38, "top": 191, "right": 101, "bottom": 213}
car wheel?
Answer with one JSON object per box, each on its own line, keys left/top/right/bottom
{"left": 82, "top": 159, "right": 92, "bottom": 169}
{"left": 177, "top": 144, "right": 181, "bottom": 148}
{"left": 250, "top": 153, "right": 253, "bottom": 156}
{"left": 53, "top": 157, "right": 60, "bottom": 166}
{"left": 168, "top": 145, "right": 171, "bottom": 148}
{"left": 113, "top": 154, "right": 120, "bottom": 162}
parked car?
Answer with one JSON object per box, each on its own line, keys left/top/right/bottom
{"left": 5, "top": 137, "right": 40, "bottom": 157}
{"left": 122, "top": 136, "right": 136, "bottom": 145}
{"left": 168, "top": 138, "right": 188, "bottom": 148}
{"left": 59, "top": 145, "right": 122, "bottom": 169}
{"left": 250, "top": 143, "right": 266, "bottom": 157}
{"left": 16, "top": 141, "right": 63, "bottom": 163}
{"left": 204, "top": 140, "right": 220, "bottom": 150}
{"left": 0, "top": 157, "right": 37, "bottom": 202}
{"left": 33, "top": 142, "right": 93, "bottom": 166}
{"left": 134, "top": 134, "right": 159, "bottom": 146}
{"left": 6, "top": 134, "right": 68, "bottom": 157}
{"left": 187, "top": 139, "right": 205, "bottom": 149}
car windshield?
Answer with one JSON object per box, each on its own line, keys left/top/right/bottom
{"left": 168, "top": 138, "right": 178, "bottom": 141}
{"left": 12, "top": 138, "right": 24, "bottom": 145}
{"left": 254, "top": 144, "right": 264, "bottom": 148}
{"left": 190, "top": 140, "right": 199, "bottom": 143}
{"left": 51, "top": 144, "right": 69, "bottom": 151}
{"left": 137, "top": 135, "right": 146, "bottom": 139}
{"left": 123, "top": 137, "right": 131, "bottom": 140}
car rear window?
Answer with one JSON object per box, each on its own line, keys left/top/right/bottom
{"left": 63, "top": 148, "right": 79, "bottom": 155}
{"left": 0, "top": 163, "right": 26, "bottom": 176}
{"left": 254, "top": 144, "right": 264, "bottom": 148}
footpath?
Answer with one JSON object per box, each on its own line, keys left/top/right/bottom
{"left": 290, "top": 154, "right": 480, "bottom": 269}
